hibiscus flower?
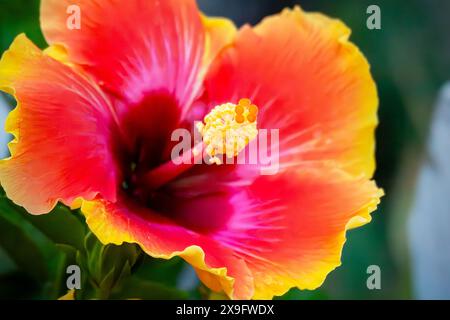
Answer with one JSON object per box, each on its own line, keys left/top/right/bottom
{"left": 0, "top": 0, "right": 382, "bottom": 299}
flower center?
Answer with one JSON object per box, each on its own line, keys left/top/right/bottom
{"left": 196, "top": 98, "right": 259, "bottom": 165}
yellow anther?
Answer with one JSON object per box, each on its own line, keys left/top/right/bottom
{"left": 196, "top": 100, "right": 259, "bottom": 164}
{"left": 239, "top": 98, "right": 251, "bottom": 107}
{"left": 235, "top": 114, "right": 245, "bottom": 124}
{"left": 248, "top": 104, "right": 259, "bottom": 115}
{"left": 235, "top": 105, "right": 245, "bottom": 114}
{"left": 247, "top": 114, "right": 257, "bottom": 123}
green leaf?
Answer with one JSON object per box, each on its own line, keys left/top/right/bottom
{"left": 0, "top": 200, "right": 52, "bottom": 280}
{"left": 133, "top": 255, "right": 186, "bottom": 287}
{"left": 55, "top": 244, "right": 78, "bottom": 266}
{"left": 0, "top": 196, "right": 67, "bottom": 298}
{"left": 25, "top": 205, "right": 86, "bottom": 251}
{"left": 0, "top": 190, "right": 86, "bottom": 253}
{"left": 80, "top": 232, "right": 142, "bottom": 299}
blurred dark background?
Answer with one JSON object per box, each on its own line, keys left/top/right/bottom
{"left": 1, "top": 0, "right": 450, "bottom": 299}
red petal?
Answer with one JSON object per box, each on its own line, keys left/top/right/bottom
{"left": 203, "top": 7, "right": 378, "bottom": 178}
{"left": 82, "top": 193, "right": 254, "bottom": 299}
{"left": 0, "top": 35, "right": 118, "bottom": 214}
{"left": 41, "top": 0, "right": 206, "bottom": 111}
{"left": 212, "top": 167, "right": 382, "bottom": 299}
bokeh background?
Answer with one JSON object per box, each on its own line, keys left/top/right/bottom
{"left": 1, "top": 0, "right": 450, "bottom": 299}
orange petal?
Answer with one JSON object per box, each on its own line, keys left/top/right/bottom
{"left": 204, "top": 6, "right": 378, "bottom": 178}
{"left": 0, "top": 34, "right": 118, "bottom": 214}
{"left": 212, "top": 167, "right": 382, "bottom": 299}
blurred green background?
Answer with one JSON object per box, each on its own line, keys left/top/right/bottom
{"left": 1, "top": 0, "right": 449, "bottom": 299}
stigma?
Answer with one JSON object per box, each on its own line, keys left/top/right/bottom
{"left": 196, "top": 98, "right": 259, "bottom": 165}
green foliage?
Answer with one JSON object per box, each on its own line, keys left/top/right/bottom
{"left": 76, "top": 232, "right": 141, "bottom": 299}
{"left": 0, "top": 194, "right": 71, "bottom": 298}
{"left": 0, "top": 0, "right": 46, "bottom": 52}
{"left": 0, "top": 192, "right": 191, "bottom": 300}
